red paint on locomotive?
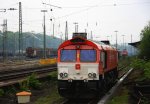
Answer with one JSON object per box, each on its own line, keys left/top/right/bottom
{"left": 57, "top": 37, "right": 118, "bottom": 75}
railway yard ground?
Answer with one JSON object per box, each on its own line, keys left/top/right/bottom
{"left": 0, "top": 57, "right": 150, "bottom": 104}
{"left": 0, "top": 59, "right": 40, "bottom": 71}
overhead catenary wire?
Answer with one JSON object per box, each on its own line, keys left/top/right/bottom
{"left": 5, "top": 1, "right": 149, "bottom": 23}
{"left": 1, "top": 0, "right": 150, "bottom": 35}
{"left": 20, "top": 1, "right": 150, "bottom": 10}
{"left": 55, "top": 6, "right": 98, "bottom": 20}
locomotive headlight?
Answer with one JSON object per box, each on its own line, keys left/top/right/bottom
{"left": 59, "top": 73, "right": 64, "bottom": 78}
{"left": 88, "top": 73, "right": 92, "bottom": 78}
{"left": 59, "top": 72, "right": 68, "bottom": 78}
{"left": 93, "top": 73, "right": 96, "bottom": 78}
{"left": 58, "top": 68, "right": 68, "bottom": 79}
{"left": 64, "top": 73, "right": 68, "bottom": 78}
{"left": 88, "top": 73, "right": 97, "bottom": 78}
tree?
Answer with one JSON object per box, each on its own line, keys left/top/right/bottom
{"left": 139, "top": 22, "right": 150, "bottom": 60}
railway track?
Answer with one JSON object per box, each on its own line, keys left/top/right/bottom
{"left": 0, "top": 62, "right": 40, "bottom": 73}
{"left": 62, "top": 98, "right": 100, "bottom": 104}
{"left": 98, "top": 68, "right": 133, "bottom": 104}
{"left": 0, "top": 65, "right": 57, "bottom": 87}
{"left": 0, "top": 59, "right": 38, "bottom": 66}
{"left": 61, "top": 67, "right": 133, "bottom": 104}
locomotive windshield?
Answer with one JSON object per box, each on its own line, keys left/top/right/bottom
{"left": 61, "top": 50, "right": 76, "bottom": 62}
{"left": 80, "top": 50, "right": 96, "bottom": 62}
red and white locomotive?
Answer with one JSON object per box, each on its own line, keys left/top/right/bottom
{"left": 57, "top": 33, "right": 118, "bottom": 98}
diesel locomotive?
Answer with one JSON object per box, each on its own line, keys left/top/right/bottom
{"left": 57, "top": 33, "right": 118, "bottom": 98}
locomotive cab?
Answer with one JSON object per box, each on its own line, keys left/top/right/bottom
{"left": 58, "top": 45, "right": 99, "bottom": 81}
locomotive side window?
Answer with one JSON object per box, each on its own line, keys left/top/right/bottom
{"left": 101, "top": 52, "right": 107, "bottom": 68}
{"left": 80, "top": 50, "right": 96, "bottom": 62}
{"left": 61, "top": 50, "right": 76, "bottom": 62}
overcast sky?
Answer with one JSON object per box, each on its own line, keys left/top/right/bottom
{"left": 0, "top": 0, "right": 150, "bottom": 44}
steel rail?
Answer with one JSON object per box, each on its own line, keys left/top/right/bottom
{"left": 0, "top": 66, "right": 57, "bottom": 87}
{"left": 0, "top": 64, "right": 56, "bottom": 74}
{"left": 62, "top": 98, "right": 99, "bottom": 104}
{"left": 98, "top": 68, "right": 133, "bottom": 104}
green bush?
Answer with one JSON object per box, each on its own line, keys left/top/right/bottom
{"left": 131, "top": 59, "right": 150, "bottom": 80}
{"left": 48, "top": 71, "right": 57, "bottom": 80}
{"left": 139, "top": 22, "right": 150, "bottom": 60}
{"left": 19, "top": 73, "right": 41, "bottom": 90}
{"left": 0, "top": 89, "right": 4, "bottom": 96}
{"left": 144, "top": 61, "right": 150, "bottom": 79}
{"left": 19, "top": 80, "right": 29, "bottom": 91}
{"left": 27, "top": 73, "right": 41, "bottom": 89}
{"left": 130, "top": 58, "right": 145, "bottom": 69}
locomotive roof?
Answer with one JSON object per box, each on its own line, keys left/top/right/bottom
{"left": 58, "top": 37, "right": 117, "bottom": 51}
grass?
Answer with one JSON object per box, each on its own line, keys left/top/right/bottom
{"left": 108, "top": 87, "right": 129, "bottom": 104}
{"left": 34, "top": 81, "right": 64, "bottom": 104}
{"left": 32, "top": 71, "right": 65, "bottom": 104}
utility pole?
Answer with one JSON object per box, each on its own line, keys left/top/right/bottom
{"left": 91, "top": 31, "right": 93, "bottom": 40}
{"left": 60, "top": 32, "right": 63, "bottom": 44}
{"left": 14, "top": 33, "right": 16, "bottom": 57}
{"left": 114, "top": 30, "right": 118, "bottom": 50}
{"left": 107, "top": 35, "right": 109, "bottom": 41}
{"left": 131, "top": 34, "right": 132, "bottom": 56}
{"left": 85, "top": 29, "right": 87, "bottom": 33}
{"left": 76, "top": 24, "right": 78, "bottom": 32}
{"left": 53, "top": 23, "right": 55, "bottom": 38}
{"left": 124, "top": 36, "right": 126, "bottom": 49}
{"left": 33, "top": 34, "right": 35, "bottom": 49}
{"left": 41, "top": 10, "right": 47, "bottom": 59}
{"left": 19, "top": 2, "right": 23, "bottom": 59}
{"left": 74, "top": 22, "right": 78, "bottom": 32}
{"left": 122, "top": 35, "right": 125, "bottom": 50}
{"left": 0, "top": 32, "right": 2, "bottom": 57}
{"left": 86, "top": 22, "right": 89, "bottom": 38}
{"left": 2, "top": 19, "right": 7, "bottom": 62}
{"left": 65, "top": 21, "right": 68, "bottom": 41}
{"left": 111, "top": 35, "right": 112, "bottom": 44}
